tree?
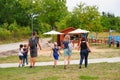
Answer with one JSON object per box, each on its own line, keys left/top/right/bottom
{"left": 101, "top": 12, "right": 120, "bottom": 32}
{"left": 38, "top": 0, "right": 68, "bottom": 30}
{"left": 0, "top": 0, "right": 33, "bottom": 26}
{"left": 65, "top": 13, "right": 80, "bottom": 28}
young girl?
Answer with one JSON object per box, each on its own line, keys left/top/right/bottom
{"left": 50, "top": 42, "right": 62, "bottom": 68}
{"left": 62, "top": 35, "right": 73, "bottom": 69}
{"left": 18, "top": 44, "right": 24, "bottom": 67}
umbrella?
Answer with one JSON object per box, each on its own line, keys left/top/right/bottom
{"left": 44, "top": 30, "right": 63, "bottom": 35}
{"left": 44, "top": 30, "right": 63, "bottom": 42}
{"left": 69, "top": 29, "right": 89, "bottom": 34}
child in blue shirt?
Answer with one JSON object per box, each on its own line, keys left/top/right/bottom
{"left": 50, "top": 42, "right": 62, "bottom": 68}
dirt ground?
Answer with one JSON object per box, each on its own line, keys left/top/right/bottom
{"left": 0, "top": 38, "right": 120, "bottom": 58}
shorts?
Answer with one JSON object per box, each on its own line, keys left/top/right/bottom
{"left": 53, "top": 54, "right": 59, "bottom": 60}
{"left": 64, "top": 49, "right": 72, "bottom": 56}
{"left": 30, "top": 49, "right": 37, "bottom": 58}
{"left": 19, "top": 56, "right": 23, "bottom": 60}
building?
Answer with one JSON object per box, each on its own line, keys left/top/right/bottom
{"left": 57, "top": 27, "right": 76, "bottom": 46}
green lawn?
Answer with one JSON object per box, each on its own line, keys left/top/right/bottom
{"left": 0, "top": 62, "right": 119, "bottom": 80}
{"left": 0, "top": 32, "right": 120, "bottom": 80}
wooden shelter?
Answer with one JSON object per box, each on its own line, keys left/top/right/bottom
{"left": 57, "top": 27, "right": 76, "bottom": 46}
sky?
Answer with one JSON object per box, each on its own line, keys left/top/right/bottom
{"left": 66, "top": 0, "right": 120, "bottom": 16}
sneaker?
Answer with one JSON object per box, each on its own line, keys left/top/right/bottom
{"left": 18, "top": 64, "right": 22, "bottom": 67}
{"left": 79, "top": 66, "right": 81, "bottom": 69}
{"left": 85, "top": 66, "right": 87, "bottom": 68}
{"left": 22, "top": 64, "right": 25, "bottom": 67}
{"left": 53, "top": 65, "right": 56, "bottom": 68}
{"left": 18, "top": 65, "right": 21, "bottom": 67}
{"left": 64, "top": 65, "right": 67, "bottom": 69}
{"left": 30, "top": 66, "right": 32, "bottom": 68}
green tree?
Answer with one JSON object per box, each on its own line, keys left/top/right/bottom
{"left": 0, "top": 0, "right": 32, "bottom": 26}
{"left": 101, "top": 12, "right": 120, "bottom": 32}
{"left": 68, "top": 2, "right": 103, "bottom": 39}
{"left": 38, "top": 0, "right": 68, "bottom": 30}
{"left": 65, "top": 13, "right": 80, "bottom": 28}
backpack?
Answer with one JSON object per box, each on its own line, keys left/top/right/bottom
{"left": 68, "top": 42, "right": 72, "bottom": 51}
{"left": 29, "top": 37, "right": 38, "bottom": 49}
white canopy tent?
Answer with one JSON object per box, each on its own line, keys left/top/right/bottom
{"left": 44, "top": 30, "right": 63, "bottom": 35}
{"left": 68, "top": 29, "right": 89, "bottom": 34}
{"left": 44, "top": 30, "right": 63, "bottom": 42}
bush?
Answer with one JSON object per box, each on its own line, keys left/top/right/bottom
{"left": 0, "top": 28, "right": 12, "bottom": 41}
{"left": 0, "top": 23, "right": 32, "bottom": 43}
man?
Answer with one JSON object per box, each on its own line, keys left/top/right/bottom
{"left": 27, "top": 31, "right": 42, "bottom": 68}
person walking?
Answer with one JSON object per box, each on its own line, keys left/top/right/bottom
{"left": 78, "top": 37, "right": 91, "bottom": 69}
{"left": 27, "top": 31, "right": 42, "bottom": 68}
{"left": 23, "top": 44, "right": 28, "bottom": 66}
{"left": 50, "top": 42, "right": 62, "bottom": 68}
{"left": 62, "top": 35, "right": 73, "bottom": 69}
{"left": 18, "top": 44, "right": 24, "bottom": 67}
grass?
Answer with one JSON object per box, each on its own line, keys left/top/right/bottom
{"left": 80, "top": 76, "right": 98, "bottom": 80}
{"left": 0, "top": 32, "right": 120, "bottom": 80}
{"left": 0, "top": 62, "right": 119, "bottom": 80}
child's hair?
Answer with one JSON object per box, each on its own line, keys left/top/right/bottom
{"left": 54, "top": 42, "right": 58, "bottom": 48}
{"left": 64, "top": 35, "right": 70, "bottom": 42}
{"left": 24, "top": 44, "right": 27, "bottom": 48}
{"left": 19, "top": 44, "right": 23, "bottom": 50}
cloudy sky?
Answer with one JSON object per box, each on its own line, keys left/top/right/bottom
{"left": 66, "top": 0, "right": 120, "bottom": 16}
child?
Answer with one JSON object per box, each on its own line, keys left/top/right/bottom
{"left": 18, "top": 44, "right": 24, "bottom": 67}
{"left": 23, "top": 44, "right": 28, "bottom": 66}
{"left": 50, "top": 42, "right": 62, "bottom": 68}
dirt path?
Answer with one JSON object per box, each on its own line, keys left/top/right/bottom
{"left": 0, "top": 38, "right": 120, "bottom": 57}
{"left": 0, "top": 38, "right": 51, "bottom": 57}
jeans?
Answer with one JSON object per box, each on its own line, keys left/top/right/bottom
{"left": 23, "top": 54, "right": 28, "bottom": 65}
{"left": 80, "top": 49, "right": 89, "bottom": 67}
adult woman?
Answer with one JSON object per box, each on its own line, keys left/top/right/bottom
{"left": 78, "top": 37, "right": 91, "bottom": 69}
{"left": 62, "top": 35, "right": 72, "bottom": 69}
{"left": 27, "top": 31, "right": 42, "bottom": 68}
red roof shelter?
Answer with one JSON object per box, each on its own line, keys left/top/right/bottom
{"left": 57, "top": 27, "right": 76, "bottom": 46}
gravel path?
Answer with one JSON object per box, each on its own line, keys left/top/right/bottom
{"left": 0, "top": 38, "right": 51, "bottom": 57}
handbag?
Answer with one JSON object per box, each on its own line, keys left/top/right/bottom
{"left": 87, "top": 49, "right": 90, "bottom": 53}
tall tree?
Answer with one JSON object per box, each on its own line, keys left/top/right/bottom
{"left": 100, "top": 12, "right": 120, "bottom": 32}
{"left": 38, "top": 0, "right": 68, "bottom": 30}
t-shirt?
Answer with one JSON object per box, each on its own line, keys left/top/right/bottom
{"left": 52, "top": 48, "right": 59, "bottom": 55}
{"left": 29, "top": 37, "right": 39, "bottom": 49}
{"left": 62, "top": 41, "right": 69, "bottom": 49}
{"left": 23, "top": 48, "right": 28, "bottom": 55}
{"left": 80, "top": 41, "right": 87, "bottom": 50}
{"left": 18, "top": 48, "right": 23, "bottom": 56}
